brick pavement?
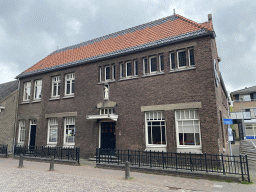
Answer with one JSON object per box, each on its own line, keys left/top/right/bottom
{"left": 0, "top": 158, "right": 256, "bottom": 192}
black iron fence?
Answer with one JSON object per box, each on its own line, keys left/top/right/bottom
{"left": 0, "top": 144, "right": 8, "bottom": 157}
{"left": 96, "top": 148, "right": 250, "bottom": 182}
{"left": 14, "top": 145, "right": 80, "bottom": 164}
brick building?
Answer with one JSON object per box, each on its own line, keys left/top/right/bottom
{"left": 15, "top": 14, "right": 228, "bottom": 158}
{"left": 0, "top": 80, "right": 18, "bottom": 153}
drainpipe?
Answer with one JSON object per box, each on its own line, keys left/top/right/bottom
{"left": 13, "top": 79, "right": 20, "bottom": 154}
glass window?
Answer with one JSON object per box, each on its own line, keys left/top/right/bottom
{"left": 176, "top": 109, "right": 201, "bottom": 146}
{"left": 52, "top": 76, "right": 61, "bottom": 97}
{"left": 34, "top": 80, "right": 42, "bottom": 100}
{"left": 126, "top": 62, "right": 132, "bottom": 77}
{"left": 48, "top": 118, "right": 58, "bottom": 144}
{"left": 143, "top": 58, "right": 148, "bottom": 75}
{"left": 145, "top": 111, "right": 166, "bottom": 145}
{"left": 120, "top": 63, "right": 124, "bottom": 79}
{"left": 65, "top": 73, "right": 75, "bottom": 96}
{"left": 112, "top": 65, "right": 115, "bottom": 80}
{"left": 170, "top": 52, "right": 175, "bottom": 69}
{"left": 18, "top": 120, "right": 26, "bottom": 143}
{"left": 134, "top": 60, "right": 138, "bottom": 76}
{"left": 189, "top": 48, "right": 195, "bottom": 66}
{"left": 149, "top": 56, "right": 157, "bottom": 73}
{"left": 99, "top": 67, "right": 102, "bottom": 82}
{"left": 159, "top": 55, "right": 164, "bottom": 72}
{"left": 105, "top": 66, "right": 110, "bottom": 81}
{"left": 178, "top": 50, "right": 186, "bottom": 68}
{"left": 23, "top": 82, "right": 31, "bottom": 101}
{"left": 64, "top": 117, "right": 75, "bottom": 144}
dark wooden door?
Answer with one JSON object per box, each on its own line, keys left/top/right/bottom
{"left": 101, "top": 122, "right": 116, "bottom": 149}
{"left": 29, "top": 125, "right": 36, "bottom": 149}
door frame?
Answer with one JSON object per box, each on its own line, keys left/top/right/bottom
{"left": 99, "top": 120, "right": 116, "bottom": 148}
{"left": 28, "top": 120, "right": 37, "bottom": 148}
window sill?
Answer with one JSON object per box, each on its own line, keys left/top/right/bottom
{"left": 169, "top": 66, "right": 196, "bottom": 73}
{"left": 32, "top": 100, "right": 41, "bottom": 103}
{"left": 63, "top": 144, "right": 75, "bottom": 148}
{"left": 145, "top": 145, "right": 167, "bottom": 152}
{"left": 142, "top": 72, "right": 165, "bottom": 78}
{"left": 98, "top": 80, "right": 115, "bottom": 84}
{"left": 118, "top": 76, "right": 139, "bottom": 81}
{"left": 20, "top": 101, "right": 30, "bottom": 104}
{"left": 49, "top": 97, "right": 60, "bottom": 101}
{"left": 63, "top": 95, "right": 74, "bottom": 99}
{"left": 46, "top": 144, "right": 57, "bottom": 147}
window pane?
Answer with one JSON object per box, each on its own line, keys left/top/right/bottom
{"left": 183, "top": 121, "right": 193, "bottom": 126}
{"left": 160, "top": 55, "right": 164, "bottom": 71}
{"left": 134, "top": 61, "right": 138, "bottom": 76}
{"left": 106, "top": 67, "right": 110, "bottom": 80}
{"left": 150, "top": 57, "right": 157, "bottom": 72}
{"left": 183, "top": 126, "right": 194, "bottom": 133}
{"left": 152, "top": 122, "right": 160, "bottom": 126}
{"left": 146, "top": 112, "right": 149, "bottom": 120}
{"left": 184, "top": 133, "right": 195, "bottom": 145}
{"left": 171, "top": 53, "right": 175, "bottom": 69}
{"left": 246, "top": 127, "right": 254, "bottom": 135}
{"left": 53, "top": 84, "right": 57, "bottom": 96}
{"left": 176, "top": 111, "right": 180, "bottom": 119}
{"left": 144, "top": 59, "right": 148, "bottom": 74}
{"left": 162, "top": 126, "right": 166, "bottom": 144}
{"left": 152, "top": 126, "right": 161, "bottom": 144}
{"left": 194, "top": 110, "right": 199, "bottom": 119}
{"left": 178, "top": 51, "right": 186, "bottom": 67}
{"left": 66, "top": 81, "right": 70, "bottom": 94}
{"left": 149, "top": 112, "right": 153, "bottom": 120}
{"left": 153, "top": 111, "right": 157, "bottom": 120}
{"left": 185, "top": 110, "right": 189, "bottom": 119}
{"left": 127, "top": 62, "right": 132, "bottom": 76}
{"left": 57, "top": 83, "right": 60, "bottom": 96}
{"left": 113, "top": 65, "right": 115, "bottom": 79}
{"left": 195, "top": 133, "right": 200, "bottom": 145}
{"left": 72, "top": 80, "right": 75, "bottom": 94}
{"left": 180, "top": 111, "right": 184, "bottom": 119}
{"left": 148, "top": 126, "right": 152, "bottom": 144}
{"left": 189, "top": 49, "right": 195, "bottom": 66}
{"left": 194, "top": 125, "right": 200, "bottom": 133}
{"left": 190, "top": 110, "right": 194, "bottom": 119}
{"left": 179, "top": 133, "right": 183, "bottom": 145}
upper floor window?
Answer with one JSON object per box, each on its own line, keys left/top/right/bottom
{"left": 105, "top": 66, "right": 111, "bottom": 81}
{"left": 120, "top": 63, "right": 124, "bottom": 79}
{"left": 143, "top": 58, "right": 148, "bottom": 75}
{"left": 143, "top": 55, "right": 164, "bottom": 75}
{"left": 99, "top": 67, "right": 102, "bottom": 82}
{"left": 170, "top": 52, "right": 175, "bottom": 70}
{"left": 34, "top": 80, "right": 42, "bottom": 100}
{"left": 177, "top": 50, "right": 186, "bottom": 68}
{"left": 159, "top": 55, "right": 164, "bottom": 72}
{"left": 18, "top": 120, "right": 26, "bottom": 144}
{"left": 149, "top": 56, "right": 157, "bottom": 73}
{"left": 112, "top": 65, "right": 115, "bottom": 80}
{"left": 145, "top": 111, "right": 166, "bottom": 145}
{"left": 23, "top": 82, "right": 31, "bottom": 101}
{"left": 52, "top": 76, "right": 61, "bottom": 97}
{"left": 65, "top": 73, "right": 75, "bottom": 96}
{"left": 100, "top": 108, "right": 115, "bottom": 115}
{"left": 134, "top": 60, "right": 138, "bottom": 76}
{"left": 188, "top": 48, "right": 195, "bottom": 66}
{"left": 126, "top": 62, "right": 132, "bottom": 77}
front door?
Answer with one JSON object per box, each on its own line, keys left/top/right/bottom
{"left": 101, "top": 122, "right": 116, "bottom": 149}
{"left": 29, "top": 125, "right": 36, "bottom": 150}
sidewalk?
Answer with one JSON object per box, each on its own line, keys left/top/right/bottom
{"left": 0, "top": 158, "right": 256, "bottom": 192}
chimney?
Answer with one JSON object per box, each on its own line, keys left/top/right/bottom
{"left": 208, "top": 14, "right": 212, "bottom": 22}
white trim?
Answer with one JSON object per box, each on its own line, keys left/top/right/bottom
{"left": 87, "top": 114, "right": 118, "bottom": 121}
{"left": 188, "top": 48, "right": 194, "bottom": 66}
{"left": 63, "top": 117, "right": 75, "bottom": 146}
{"left": 99, "top": 67, "right": 102, "bottom": 82}
{"left": 51, "top": 76, "right": 61, "bottom": 98}
{"left": 112, "top": 65, "right": 115, "bottom": 80}
{"left": 126, "top": 62, "right": 132, "bottom": 77}
{"left": 120, "top": 63, "right": 123, "bottom": 79}
{"left": 134, "top": 60, "right": 138, "bottom": 76}
{"left": 105, "top": 66, "right": 111, "bottom": 81}
{"left": 47, "top": 118, "right": 58, "bottom": 145}
{"left": 33, "top": 79, "right": 42, "bottom": 100}
{"left": 65, "top": 73, "right": 75, "bottom": 96}
{"left": 143, "top": 58, "right": 147, "bottom": 75}
{"left": 159, "top": 55, "right": 164, "bottom": 72}
{"left": 18, "top": 120, "right": 26, "bottom": 145}
{"left": 149, "top": 56, "right": 157, "bottom": 74}
{"left": 23, "top": 82, "right": 31, "bottom": 101}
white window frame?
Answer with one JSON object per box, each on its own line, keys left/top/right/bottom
{"left": 134, "top": 60, "right": 138, "bottom": 76}
{"left": 126, "top": 62, "right": 132, "bottom": 77}
{"left": 149, "top": 56, "right": 157, "bottom": 74}
{"left": 23, "top": 82, "right": 31, "bottom": 101}
{"left": 188, "top": 48, "right": 195, "bottom": 66}
{"left": 145, "top": 111, "right": 166, "bottom": 147}
{"left": 63, "top": 117, "right": 75, "bottom": 146}
{"left": 34, "top": 79, "right": 42, "bottom": 100}
{"left": 105, "top": 66, "right": 111, "bottom": 81}
{"left": 170, "top": 52, "right": 175, "bottom": 70}
{"left": 177, "top": 49, "right": 187, "bottom": 68}
{"left": 47, "top": 118, "right": 58, "bottom": 145}
{"left": 65, "top": 73, "right": 75, "bottom": 96}
{"left": 112, "top": 65, "right": 115, "bottom": 80}
{"left": 18, "top": 120, "right": 26, "bottom": 144}
{"left": 52, "top": 76, "right": 61, "bottom": 97}
{"left": 159, "top": 55, "right": 164, "bottom": 72}
{"left": 175, "top": 109, "right": 201, "bottom": 148}
{"left": 100, "top": 108, "right": 114, "bottom": 115}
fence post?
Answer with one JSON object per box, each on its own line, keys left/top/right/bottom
{"left": 240, "top": 155, "right": 244, "bottom": 181}
{"left": 5, "top": 144, "right": 8, "bottom": 158}
{"left": 18, "top": 154, "right": 24, "bottom": 168}
{"left": 125, "top": 161, "right": 130, "bottom": 180}
{"left": 150, "top": 150, "right": 152, "bottom": 168}
{"left": 98, "top": 148, "right": 101, "bottom": 164}
{"left": 245, "top": 155, "right": 250, "bottom": 182}
{"left": 176, "top": 152, "right": 178, "bottom": 170}
{"left": 49, "top": 156, "right": 54, "bottom": 171}
{"left": 205, "top": 153, "right": 208, "bottom": 173}
{"left": 128, "top": 149, "right": 129, "bottom": 162}
{"left": 221, "top": 154, "right": 225, "bottom": 175}
{"left": 139, "top": 150, "right": 140, "bottom": 167}
{"left": 118, "top": 149, "right": 119, "bottom": 165}
{"left": 190, "top": 152, "right": 192, "bottom": 172}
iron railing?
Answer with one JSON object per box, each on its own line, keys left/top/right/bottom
{"left": 14, "top": 145, "right": 80, "bottom": 164}
{"left": 96, "top": 148, "right": 250, "bottom": 182}
{"left": 0, "top": 144, "right": 8, "bottom": 157}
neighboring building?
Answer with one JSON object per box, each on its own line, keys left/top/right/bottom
{"left": 15, "top": 13, "right": 228, "bottom": 158}
{"left": 0, "top": 80, "right": 19, "bottom": 153}
{"left": 231, "top": 86, "right": 256, "bottom": 140}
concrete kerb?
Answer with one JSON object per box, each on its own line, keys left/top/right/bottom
{"left": 96, "top": 163, "right": 242, "bottom": 183}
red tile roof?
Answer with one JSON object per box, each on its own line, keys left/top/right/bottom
{"left": 19, "top": 14, "right": 214, "bottom": 77}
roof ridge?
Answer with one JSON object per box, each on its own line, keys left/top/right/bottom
{"left": 175, "top": 14, "right": 211, "bottom": 31}
{"left": 50, "top": 14, "right": 178, "bottom": 55}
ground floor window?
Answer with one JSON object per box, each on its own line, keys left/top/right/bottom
{"left": 245, "top": 125, "right": 256, "bottom": 139}
{"left": 47, "top": 118, "right": 58, "bottom": 144}
{"left": 175, "top": 109, "right": 201, "bottom": 146}
{"left": 18, "top": 120, "right": 26, "bottom": 143}
{"left": 145, "top": 111, "right": 166, "bottom": 145}
{"left": 64, "top": 117, "right": 75, "bottom": 145}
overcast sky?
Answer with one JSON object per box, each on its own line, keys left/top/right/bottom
{"left": 0, "top": 0, "right": 255, "bottom": 92}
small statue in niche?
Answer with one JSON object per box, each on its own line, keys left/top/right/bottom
{"left": 104, "top": 85, "right": 109, "bottom": 100}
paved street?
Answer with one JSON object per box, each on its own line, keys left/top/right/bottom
{"left": 0, "top": 158, "right": 256, "bottom": 192}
